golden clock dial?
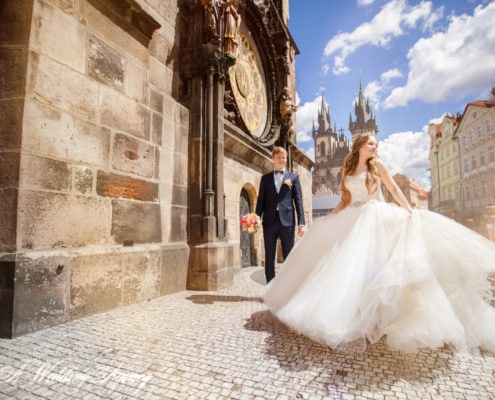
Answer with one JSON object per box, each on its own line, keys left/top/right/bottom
{"left": 228, "top": 34, "right": 268, "bottom": 138}
{"left": 339, "top": 140, "right": 345, "bottom": 148}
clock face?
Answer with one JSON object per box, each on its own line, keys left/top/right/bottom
{"left": 228, "top": 33, "right": 268, "bottom": 138}
{"left": 339, "top": 140, "right": 345, "bottom": 148}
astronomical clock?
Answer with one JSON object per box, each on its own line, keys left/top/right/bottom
{"left": 228, "top": 32, "right": 268, "bottom": 139}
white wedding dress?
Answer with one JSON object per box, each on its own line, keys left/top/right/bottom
{"left": 263, "top": 172, "right": 495, "bottom": 353}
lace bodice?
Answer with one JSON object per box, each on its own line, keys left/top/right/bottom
{"left": 346, "top": 172, "right": 380, "bottom": 206}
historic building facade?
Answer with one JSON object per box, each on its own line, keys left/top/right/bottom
{"left": 312, "top": 96, "right": 349, "bottom": 194}
{"left": 453, "top": 90, "right": 495, "bottom": 239}
{"left": 0, "top": 0, "right": 313, "bottom": 337}
{"left": 427, "top": 114, "right": 461, "bottom": 217}
{"left": 381, "top": 173, "right": 429, "bottom": 210}
{"left": 312, "top": 82, "right": 378, "bottom": 195}
{"left": 427, "top": 122, "right": 442, "bottom": 209}
{"left": 427, "top": 89, "right": 495, "bottom": 240}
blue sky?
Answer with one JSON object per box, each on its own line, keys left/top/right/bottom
{"left": 288, "top": 0, "right": 495, "bottom": 189}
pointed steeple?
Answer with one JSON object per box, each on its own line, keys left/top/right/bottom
{"left": 349, "top": 80, "right": 378, "bottom": 139}
{"left": 315, "top": 94, "right": 331, "bottom": 136}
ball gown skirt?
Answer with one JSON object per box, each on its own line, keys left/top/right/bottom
{"left": 263, "top": 199, "right": 495, "bottom": 353}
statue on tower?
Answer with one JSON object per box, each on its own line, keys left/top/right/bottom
{"left": 201, "top": 0, "right": 220, "bottom": 42}
{"left": 221, "top": 0, "right": 240, "bottom": 58}
{"left": 280, "top": 87, "right": 298, "bottom": 127}
{"left": 278, "top": 87, "right": 299, "bottom": 147}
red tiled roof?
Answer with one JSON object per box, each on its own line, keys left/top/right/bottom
{"left": 468, "top": 99, "right": 494, "bottom": 108}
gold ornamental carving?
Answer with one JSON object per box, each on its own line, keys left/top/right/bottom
{"left": 228, "top": 34, "right": 268, "bottom": 138}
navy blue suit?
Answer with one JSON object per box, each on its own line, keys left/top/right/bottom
{"left": 255, "top": 171, "right": 305, "bottom": 283}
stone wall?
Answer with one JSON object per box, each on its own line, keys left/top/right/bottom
{"left": 0, "top": 0, "right": 189, "bottom": 337}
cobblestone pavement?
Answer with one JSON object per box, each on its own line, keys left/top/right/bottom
{"left": 1, "top": 266, "right": 494, "bottom": 400}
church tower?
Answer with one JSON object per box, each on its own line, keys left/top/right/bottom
{"left": 312, "top": 96, "right": 350, "bottom": 194}
{"left": 312, "top": 82, "right": 378, "bottom": 195}
{"left": 349, "top": 81, "right": 378, "bottom": 140}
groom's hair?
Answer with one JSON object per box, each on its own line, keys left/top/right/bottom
{"left": 272, "top": 146, "right": 288, "bottom": 157}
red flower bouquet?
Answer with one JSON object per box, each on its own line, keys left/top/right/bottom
{"left": 240, "top": 213, "right": 261, "bottom": 234}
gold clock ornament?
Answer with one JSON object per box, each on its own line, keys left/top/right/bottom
{"left": 228, "top": 33, "right": 268, "bottom": 138}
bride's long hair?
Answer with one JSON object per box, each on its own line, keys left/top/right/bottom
{"left": 340, "top": 133, "right": 379, "bottom": 207}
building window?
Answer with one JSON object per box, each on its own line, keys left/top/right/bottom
{"left": 464, "top": 158, "right": 469, "bottom": 172}
{"left": 480, "top": 150, "right": 486, "bottom": 165}
{"left": 489, "top": 146, "right": 495, "bottom": 162}
{"left": 471, "top": 154, "right": 476, "bottom": 169}
{"left": 474, "top": 182, "right": 482, "bottom": 198}
{"left": 319, "top": 142, "right": 326, "bottom": 156}
{"left": 465, "top": 185, "right": 472, "bottom": 201}
{"left": 447, "top": 165, "right": 452, "bottom": 178}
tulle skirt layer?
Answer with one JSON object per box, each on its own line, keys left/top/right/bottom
{"left": 263, "top": 201, "right": 495, "bottom": 353}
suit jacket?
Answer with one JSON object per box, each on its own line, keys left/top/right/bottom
{"left": 255, "top": 171, "right": 305, "bottom": 227}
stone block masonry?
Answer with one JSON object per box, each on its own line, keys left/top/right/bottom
{"left": 0, "top": 0, "right": 190, "bottom": 337}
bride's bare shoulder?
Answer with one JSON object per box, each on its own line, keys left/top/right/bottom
{"left": 375, "top": 159, "right": 389, "bottom": 172}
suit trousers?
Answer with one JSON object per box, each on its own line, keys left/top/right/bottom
{"left": 263, "top": 212, "right": 295, "bottom": 283}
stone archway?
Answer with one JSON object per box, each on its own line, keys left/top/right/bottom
{"left": 239, "top": 188, "right": 252, "bottom": 268}
{"left": 239, "top": 185, "right": 260, "bottom": 268}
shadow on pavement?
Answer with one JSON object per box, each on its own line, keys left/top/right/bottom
{"left": 249, "top": 268, "right": 266, "bottom": 285}
{"left": 186, "top": 294, "right": 263, "bottom": 304}
{"left": 243, "top": 309, "right": 451, "bottom": 388}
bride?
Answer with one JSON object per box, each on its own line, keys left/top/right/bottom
{"left": 263, "top": 133, "right": 495, "bottom": 353}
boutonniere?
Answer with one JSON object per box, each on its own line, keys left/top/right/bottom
{"left": 284, "top": 178, "right": 292, "bottom": 188}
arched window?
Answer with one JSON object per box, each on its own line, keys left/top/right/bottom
{"left": 319, "top": 142, "right": 326, "bottom": 156}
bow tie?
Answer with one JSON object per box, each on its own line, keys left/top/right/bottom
{"left": 274, "top": 170, "right": 284, "bottom": 174}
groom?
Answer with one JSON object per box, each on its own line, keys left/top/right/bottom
{"left": 255, "top": 146, "right": 305, "bottom": 283}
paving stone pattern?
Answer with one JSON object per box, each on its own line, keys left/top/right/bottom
{"left": 0, "top": 267, "right": 494, "bottom": 400}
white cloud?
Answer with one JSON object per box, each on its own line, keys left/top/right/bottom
{"left": 427, "top": 113, "right": 447, "bottom": 126}
{"left": 295, "top": 96, "right": 323, "bottom": 146}
{"left": 381, "top": 68, "right": 403, "bottom": 83}
{"left": 362, "top": 68, "right": 403, "bottom": 110}
{"left": 362, "top": 81, "right": 382, "bottom": 109}
{"left": 304, "top": 146, "right": 315, "bottom": 162}
{"left": 378, "top": 130, "right": 432, "bottom": 190}
{"left": 384, "top": 2, "right": 495, "bottom": 108}
{"left": 323, "top": 0, "right": 438, "bottom": 75}
{"left": 296, "top": 128, "right": 312, "bottom": 144}
{"left": 358, "top": 0, "right": 375, "bottom": 6}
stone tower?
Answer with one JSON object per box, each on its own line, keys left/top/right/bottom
{"left": 312, "top": 82, "right": 378, "bottom": 195}
{"left": 312, "top": 96, "right": 350, "bottom": 194}
{"left": 349, "top": 81, "right": 378, "bottom": 140}
{"left": 0, "top": 0, "right": 313, "bottom": 337}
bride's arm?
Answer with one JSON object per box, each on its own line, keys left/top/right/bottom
{"left": 375, "top": 160, "right": 413, "bottom": 213}
{"left": 328, "top": 199, "right": 345, "bottom": 215}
